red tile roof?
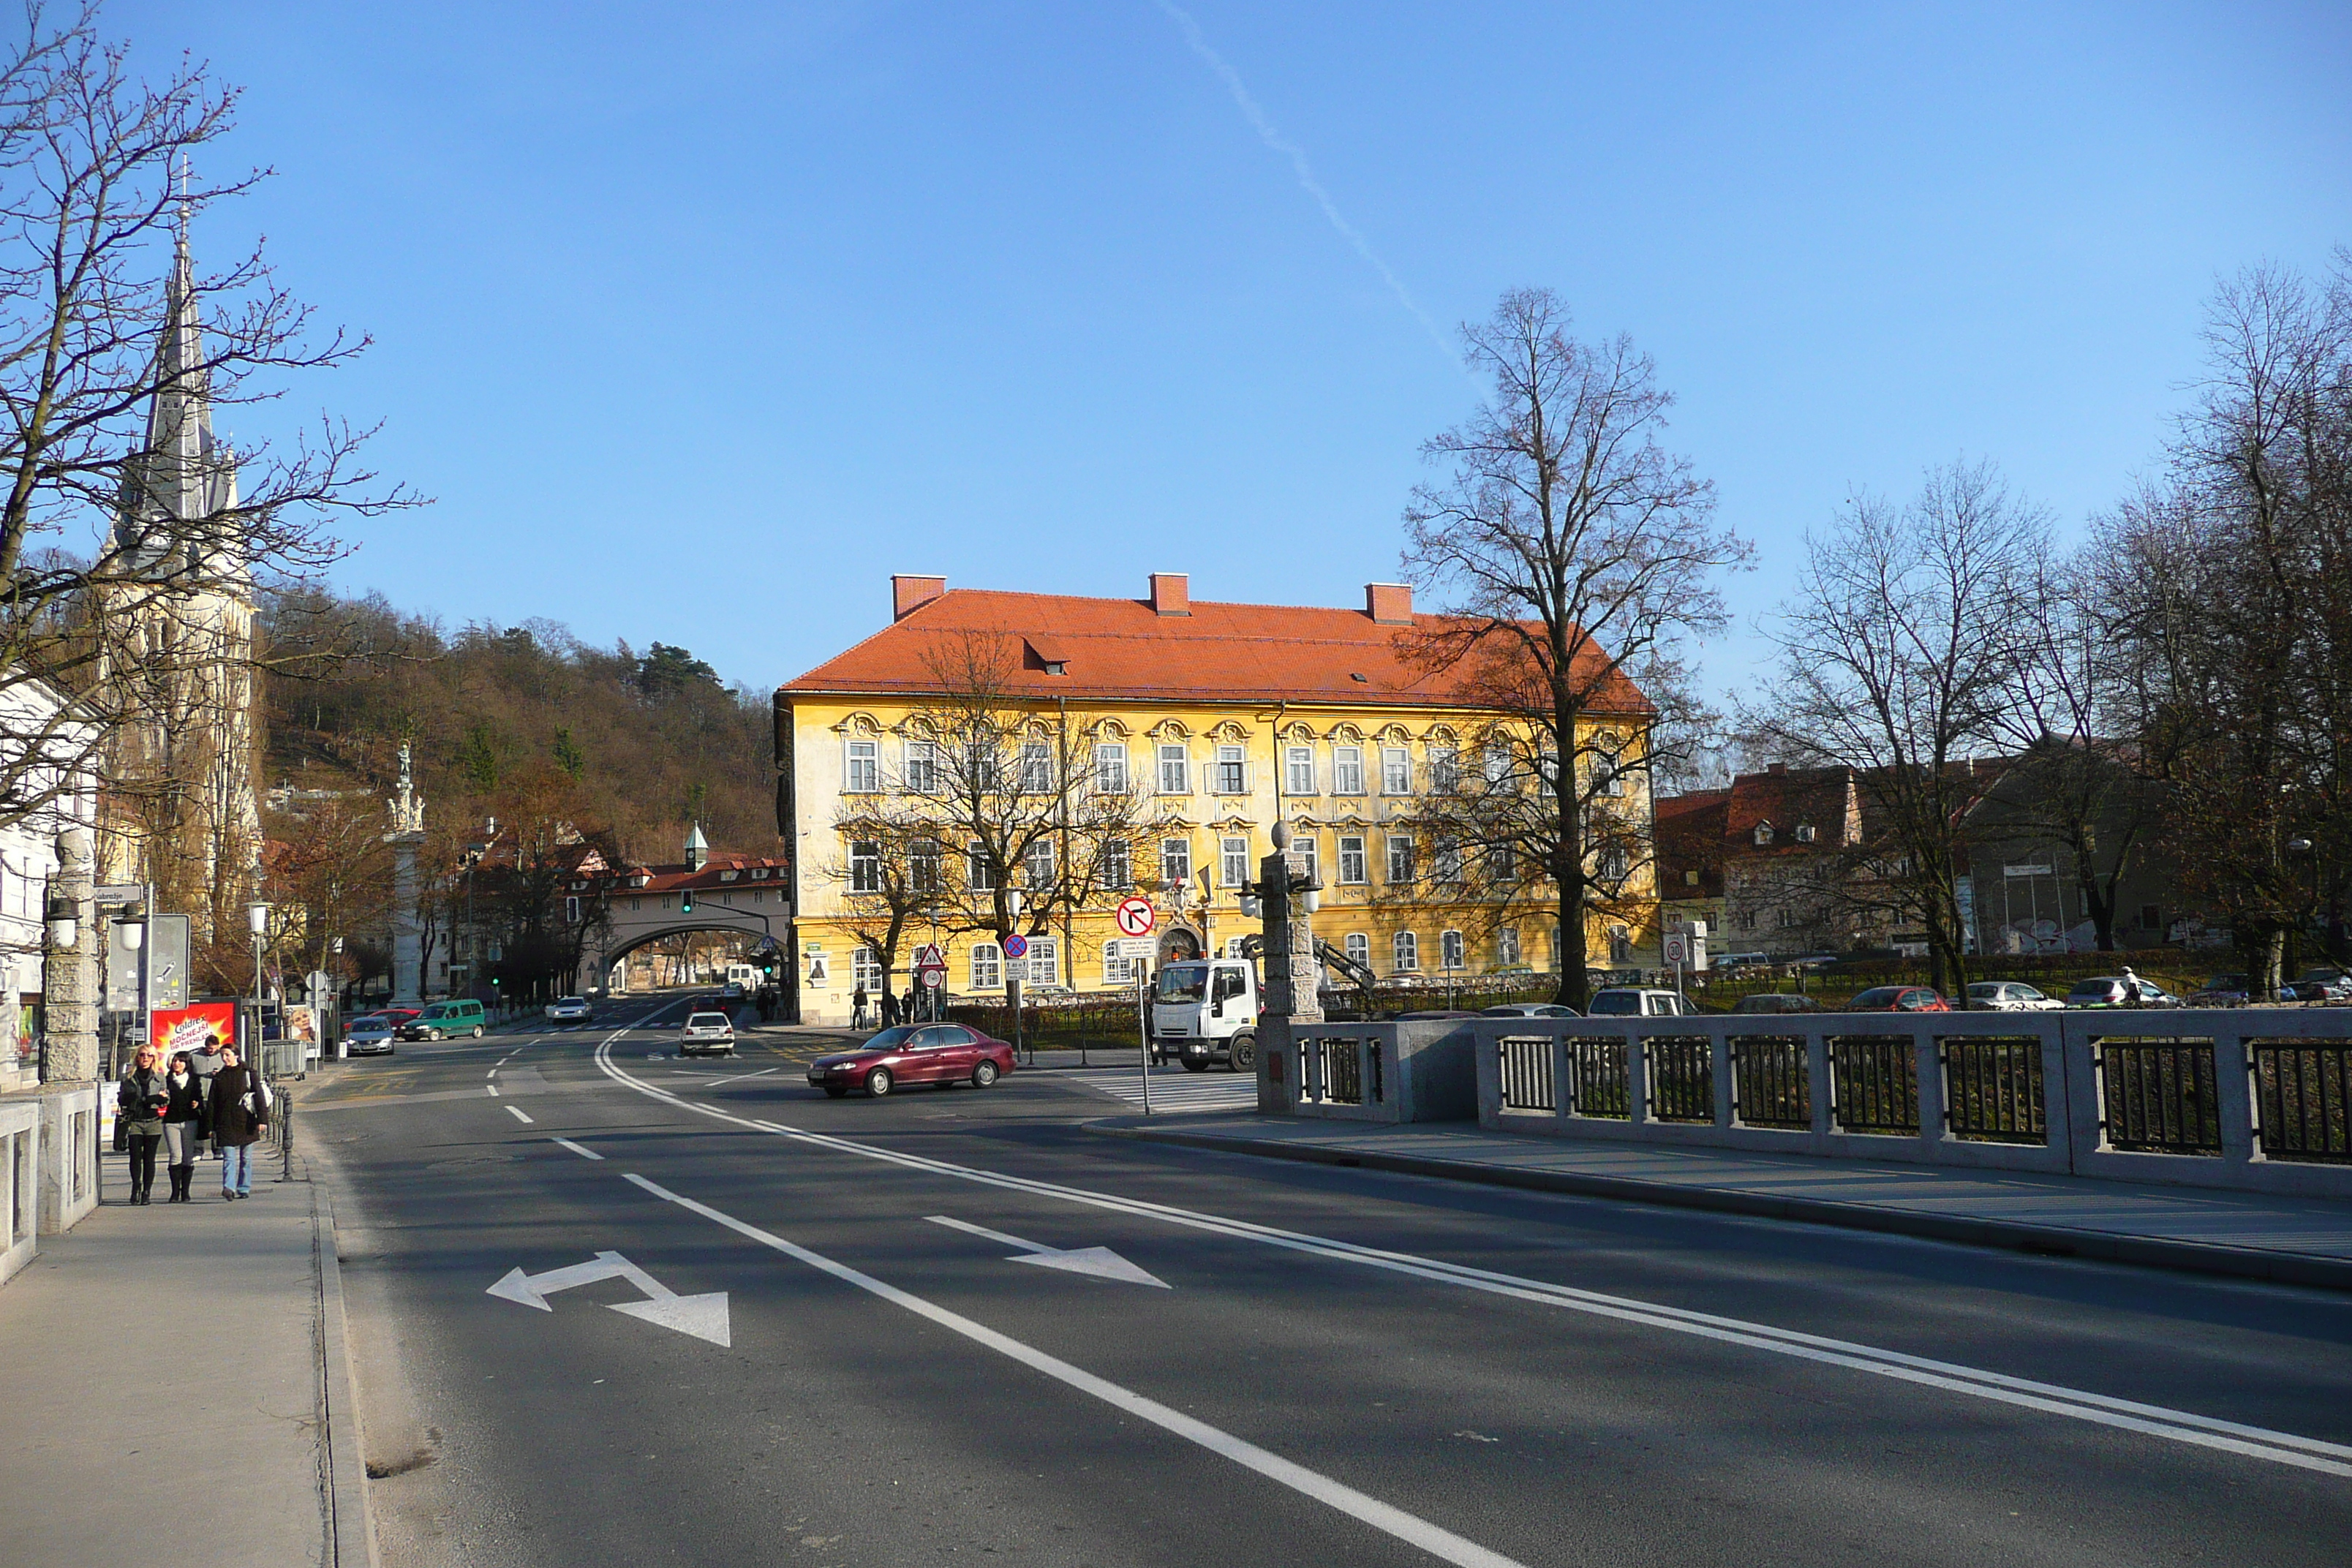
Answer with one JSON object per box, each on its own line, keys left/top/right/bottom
{"left": 1654, "top": 788, "right": 1730, "bottom": 894}
{"left": 781, "top": 587, "right": 1651, "bottom": 715}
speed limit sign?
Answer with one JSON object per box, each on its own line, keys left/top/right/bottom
{"left": 1663, "top": 932, "right": 1689, "bottom": 965}
{"left": 1114, "top": 897, "right": 1156, "bottom": 938}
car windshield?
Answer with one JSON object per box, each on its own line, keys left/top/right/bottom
{"left": 2207, "top": 975, "right": 2249, "bottom": 989}
{"left": 1586, "top": 991, "right": 1640, "bottom": 1015}
{"left": 557, "top": 997, "right": 585, "bottom": 1007}
{"left": 2294, "top": 968, "right": 2344, "bottom": 984}
{"left": 1852, "top": 987, "right": 1900, "bottom": 1007}
{"left": 1967, "top": 984, "right": 2000, "bottom": 998}
{"left": 1156, "top": 965, "right": 1208, "bottom": 1002}
{"left": 860, "top": 1026, "right": 918, "bottom": 1049}
{"left": 2070, "top": 981, "right": 2119, "bottom": 998}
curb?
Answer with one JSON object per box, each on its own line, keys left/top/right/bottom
{"left": 1085, "top": 1118, "right": 2352, "bottom": 1294}
{"left": 309, "top": 1165, "right": 382, "bottom": 1568}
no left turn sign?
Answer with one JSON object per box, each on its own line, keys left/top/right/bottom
{"left": 1115, "top": 897, "right": 1156, "bottom": 938}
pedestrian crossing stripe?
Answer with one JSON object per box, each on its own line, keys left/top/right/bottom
{"left": 1060, "top": 1070, "right": 1255, "bottom": 1115}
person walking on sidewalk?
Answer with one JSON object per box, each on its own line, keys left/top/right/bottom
{"left": 115, "top": 1044, "right": 170, "bottom": 1205}
{"left": 160, "top": 1051, "right": 207, "bottom": 1203}
{"left": 207, "top": 1044, "right": 268, "bottom": 1201}
{"left": 851, "top": 985, "right": 869, "bottom": 1030}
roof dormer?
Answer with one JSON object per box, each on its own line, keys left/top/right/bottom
{"left": 1754, "top": 821, "right": 1774, "bottom": 846}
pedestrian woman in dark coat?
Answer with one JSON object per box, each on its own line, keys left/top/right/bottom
{"left": 160, "top": 1052, "right": 206, "bottom": 1203}
{"left": 206, "top": 1044, "right": 268, "bottom": 1200}
{"left": 115, "top": 1043, "right": 170, "bottom": 1205}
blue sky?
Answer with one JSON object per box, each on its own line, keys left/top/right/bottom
{"left": 111, "top": 1, "right": 2352, "bottom": 699}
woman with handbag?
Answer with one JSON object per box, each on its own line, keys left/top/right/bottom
{"left": 114, "top": 1044, "right": 170, "bottom": 1205}
{"left": 206, "top": 1044, "right": 268, "bottom": 1201}
{"left": 159, "top": 1051, "right": 207, "bottom": 1203}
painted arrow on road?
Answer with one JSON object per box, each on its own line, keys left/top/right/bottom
{"left": 926, "top": 1215, "right": 1169, "bottom": 1287}
{"left": 486, "top": 1250, "right": 733, "bottom": 1345}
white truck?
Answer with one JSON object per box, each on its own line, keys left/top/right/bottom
{"left": 1150, "top": 959, "right": 1261, "bottom": 1072}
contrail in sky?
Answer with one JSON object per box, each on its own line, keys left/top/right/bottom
{"left": 1151, "top": 1, "right": 1460, "bottom": 366}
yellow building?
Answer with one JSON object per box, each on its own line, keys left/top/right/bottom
{"left": 775, "top": 573, "right": 1658, "bottom": 1024}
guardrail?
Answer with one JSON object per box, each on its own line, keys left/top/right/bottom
{"left": 1469, "top": 1009, "right": 2352, "bottom": 1197}
{"left": 1265, "top": 1018, "right": 1477, "bottom": 1123}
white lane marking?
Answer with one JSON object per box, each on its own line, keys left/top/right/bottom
{"left": 487, "top": 1248, "right": 731, "bottom": 1346}
{"left": 702, "top": 1067, "right": 779, "bottom": 1088}
{"left": 554, "top": 1137, "right": 604, "bottom": 1161}
{"left": 507, "top": 1105, "right": 534, "bottom": 1123}
{"left": 926, "top": 1214, "right": 1169, "bottom": 1287}
{"left": 486, "top": 1085, "right": 500, "bottom": 1097}
{"left": 595, "top": 1040, "right": 2352, "bottom": 1478}
{"left": 627, "top": 1173, "right": 1516, "bottom": 1567}
{"left": 1063, "top": 1068, "right": 1256, "bottom": 1115}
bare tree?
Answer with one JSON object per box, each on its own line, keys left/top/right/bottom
{"left": 1750, "top": 459, "right": 2048, "bottom": 1001}
{"left": 0, "top": 6, "right": 410, "bottom": 916}
{"left": 1399, "top": 287, "right": 1749, "bottom": 1006}
{"left": 822, "top": 796, "right": 940, "bottom": 1014}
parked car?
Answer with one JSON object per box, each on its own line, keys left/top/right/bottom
{"left": 2192, "top": 973, "right": 2254, "bottom": 1006}
{"left": 2284, "top": 967, "right": 2352, "bottom": 1003}
{"left": 1713, "top": 952, "right": 1773, "bottom": 972}
{"left": 544, "top": 996, "right": 594, "bottom": 1024}
{"left": 2064, "top": 976, "right": 2183, "bottom": 1009}
{"left": 1392, "top": 1009, "right": 1482, "bottom": 1021}
{"left": 344, "top": 1014, "right": 398, "bottom": 1055}
{"left": 1587, "top": 988, "right": 1696, "bottom": 1017}
{"left": 1731, "top": 993, "right": 1823, "bottom": 1014}
{"left": 806, "top": 1023, "right": 1016, "bottom": 1098}
{"left": 396, "top": 998, "right": 487, "bottom": 1040}
{"left": 1965, "top": 981, "right": 2064, "bottom": 1012}
{"left": 1480, "top": 1003, "right": 1582, "bottom": 1019}
{"left": 679, "top": 1011, "right": 736, "bottom": 1056}
{"left": 1845, "top": 986, "right": 1950, "bottom": 1012}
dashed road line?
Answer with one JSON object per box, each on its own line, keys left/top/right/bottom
{"left": 507, "top": 1104, "right": 534, "bottom": 1124}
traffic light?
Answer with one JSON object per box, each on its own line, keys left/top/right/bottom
{"left": 680, "top": 886, "right": 695, "bottom": 914}
{"left": 758, "top": 950, "right": 778, "bottom": 976}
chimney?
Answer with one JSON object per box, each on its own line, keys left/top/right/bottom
{"left": 1767, "top": 762, "right": 1788, "bottom": 776}
{"left": 892, "top": 574, "right": 946, "bottom": 621}
{"left": 1149, "top": 572, "right": 1190, "bottom": 617}
{"left": 1366, "top": 582, "right": 1414, "bottom": 625}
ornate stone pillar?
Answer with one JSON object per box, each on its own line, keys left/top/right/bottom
{"left": 385, "top": 744, "right": 428, "bottom": 1006}
{"left": 1256, "top": 822, "right": 1321, "bottom": 1113}
{"left": 41, "top": 827, "right": 97, "bottom": 1083}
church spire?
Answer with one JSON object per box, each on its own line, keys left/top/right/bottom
{"left": 112, "top": 183, "right": 243, "bottom": 586}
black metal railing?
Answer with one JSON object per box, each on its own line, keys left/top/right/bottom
{"left": 2096, "top": 1039, "right": 2220, "bottom": 1156}
{"left": 1498, "top": 1037, "right": 1556, "bottom": 1112}
{"left": 1319, "top": 1037, "right": 1362, "bottom": 1104}
{"left": 1831, "top": 1037, "right": 1921, "bottom": 1136}
{"left": 1943, "top": 1038, "right": 2046, "bottom": 1145}
{"left": 1648, "top": 1037, "right": 1714, "bottom": 1123}
{"left": 1566, "top": 1038, "right": 1630, "bottom": 1118}
{"left": 1732, "top": 1036, "right": 1810, "bottom": 1129}
{"left": 2250, "top": 1042, "right": 2351, "bottom": 1164}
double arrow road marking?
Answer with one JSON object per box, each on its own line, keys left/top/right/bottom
{"left": 487, "top": 1250, "right": 732, "bottom": 1346}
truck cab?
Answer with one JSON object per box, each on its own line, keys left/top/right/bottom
{"left": 1150, "top": 959, "right": 1259, "bottom": 1072}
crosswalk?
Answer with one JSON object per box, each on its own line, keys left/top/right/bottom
{"left": 1059, "top": 1067, "right": 1257, "bottom": 1115}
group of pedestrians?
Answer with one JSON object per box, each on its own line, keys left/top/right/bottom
{"left": 114, "top": 1040, "right": 271, "bottom": 1205}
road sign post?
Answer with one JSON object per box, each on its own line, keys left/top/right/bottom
{"left": 1115, "top": 900, "right": 1157, "bottom": 1113}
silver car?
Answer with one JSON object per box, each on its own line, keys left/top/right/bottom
{"left": 1965, "top": 981, "right": 2064, "bottom": 1012}
{"left": 544, "top": 996, "right": 593, "bottom": 1024}
{"left": 679, "top": 1011, "right": 736, "bottom": 1056}
{"left": 344, "top": 1014, "right": 398, "bottom": 1056}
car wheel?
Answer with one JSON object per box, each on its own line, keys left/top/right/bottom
{"left": 472, "top": 1025, "right": 484, "bottom": 1039}
{"left": 972, "top": 1060, "right": 998, "bottom": 1088}
{"left": 1228, "top": 1033, "right": 1256, "bottom": 1072}
{"left": 1181, "top": 1057, "right": 1209, "bottom": 1073}
{"left": 823, "top": 1085, "right": 849, "bottom": 1098}
{"left": 866, "top": 1066, "right": 894, "bottom": 1098}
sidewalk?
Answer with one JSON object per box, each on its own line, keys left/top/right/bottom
{"left": 0, "top": 1146, "right": 374, "bottom": 1567}
{"left": 1088, "top": 1112, "right": 2352, "bottom": 1292}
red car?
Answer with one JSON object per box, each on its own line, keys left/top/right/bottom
{"left": 1845, "top": 985, "right": 1950, "bottom": 1012}
{"left": 807, "top": 1024, "right": 1016, "bottom": 1098}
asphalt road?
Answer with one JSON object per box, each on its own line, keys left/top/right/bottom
{"left": 306, "top": 992, "right": 2352, "bottom": 1567}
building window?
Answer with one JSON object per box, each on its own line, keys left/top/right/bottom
{"left": 1285, "top": 746, "right": 1315, "bottom": 796}
{"left": 1594, "top": 747, "right": 1625, "bottom": 797}
{"left": 565, "top": 895, "right": 581, "bottom": 925}
{"left": 1429, "top": 745, "right": 1458, "bottom": 794}
{"left": 1161, "top": 837, "right": 1191, "bottom": 888}
{"left": 1026, "top": 938, "right": 1059, "bottom": 987}
{"left": 1537, "top": 751, "right": 1558, "bottom": 797}
{"left": 1024, "top": 838, "right": 1055, "bottom": 890}
{"left": 1433, "top": 837, "right": 1463, "bottom": 883}
{"left": 1338, "top": 835, "right": 1367, "bottom": 885}
{"left": 1215, "top": 745, "right": 1246, "bottom": 794}
{"left": 1610, "top": 926, "right": 1633, "bottom": 963}
{"left": 1488, "top": 842, "right": 1516, "bottom": 881}
{"left": 1381, "top": 747, "right": 1411, "bottom": 795}
{"left": 1393, "top": 931, "right": 1420, "bottom": 973}
{"left": 2140, "top": 903, "right": 2161, "bottom": 930}
{"left": 1483, "top": 745, "right": 1512, "bottom": 787}
{"left": 1095, "top": 742, "right": 1128, "bottom": 794}
{"left": 911, "top": 840, "right": 941, "bottom": 895}
{"left": 1737, "top": 908, "right": 1757, "bottom": 932}
{"left": 1441, "top": 930, "right": 1466, "bottom": 970}
{"left": 1793, "top": 823, "right": 1817, "bottom": 843}
{"left": 1158, "top": 744, "right": 1190, "bottom": 794}
{"left": 1104, "top": 946, "right": 1137, "bottom": 986}
{"left": 849, "top": 840, "right": 881, "bottom": 894}
{"left": 1292, "top": 833, "right": 1318, "bottom": 883}
{"left": 1018, "top": 742, "right": 1052, "bottom": 794}
{"left": 1102, "top": 839, "right": 1131, "bottom": 890}
{"left": 905, "top": 739, "right": 938, "bottom": 794}
{"left": 1386, "top": 834, "right": 1414, "bottom": 884}
{"left": 852, "top": 947, "right": 881, "bottom": 992}
{"left": 1344, "top": 932, "right": 1370, "bottom": 968}
{"left": 1599, "top": 845, "right": 1629, "bottom": 881}
{"left": 1220, "top": 836, "right": 1249, "bottom": 891}
{"left": 1754, "top": 821, "right": 1775, "bottom": 846}
{"left": 970, "top": 942, "right": 1003, "bottom": 990}
{"left": 967, "top": 842, "right": 995, "bottom": 891}
{"left": 845, "top": 739, "right": 878, "bottom": 793}
{"left": 1497, "top": 928, "right": 1521, "bottom": 967}
{"left": 1333, "top": 745, "right": 1364, "bottom": 795}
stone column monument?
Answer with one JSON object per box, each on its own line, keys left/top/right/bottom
{"left": 1256, "top": 821, "right": 1322, "bottom": 1114}
{"left": 42, "top": 826, "right": 97, "bottom": 1083}
{"left": 385, "top": 744, "right": 428, "bottom": 1006}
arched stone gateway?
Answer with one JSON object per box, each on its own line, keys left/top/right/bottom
{"left": 572, "top": 829, "right": 792, "bottom": 997}
{"left": 1157, "top": 927, "right": 1202, "bottom": 965}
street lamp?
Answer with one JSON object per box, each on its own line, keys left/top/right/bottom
{"left": 248, "top": 902, "right": 270, "bottom": 1066}
{"left": 45, "top": 894, "right": 77, "bottom": 951}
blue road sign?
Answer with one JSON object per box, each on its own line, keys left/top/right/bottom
{"left": 1002, "top": 933, "right": 1029, "bottom": 960}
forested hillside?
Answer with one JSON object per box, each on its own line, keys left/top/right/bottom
{"left": 260, "top": 589, "right": 779, "bottom": 862}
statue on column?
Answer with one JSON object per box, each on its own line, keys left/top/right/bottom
{"left": 384, "top": 742, "right": 428, "bottom": 1004}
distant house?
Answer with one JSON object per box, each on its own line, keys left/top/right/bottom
{"left": 1654, "top": 787, "right": 1727, "bottom": 941}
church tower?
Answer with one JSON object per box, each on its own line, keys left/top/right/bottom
{"left": 95, "top": 209, "right": 264, "bottom": 939}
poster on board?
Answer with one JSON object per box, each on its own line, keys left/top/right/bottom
{"left": 151, "top": 1000, "right": 237, "bottom": 1062}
